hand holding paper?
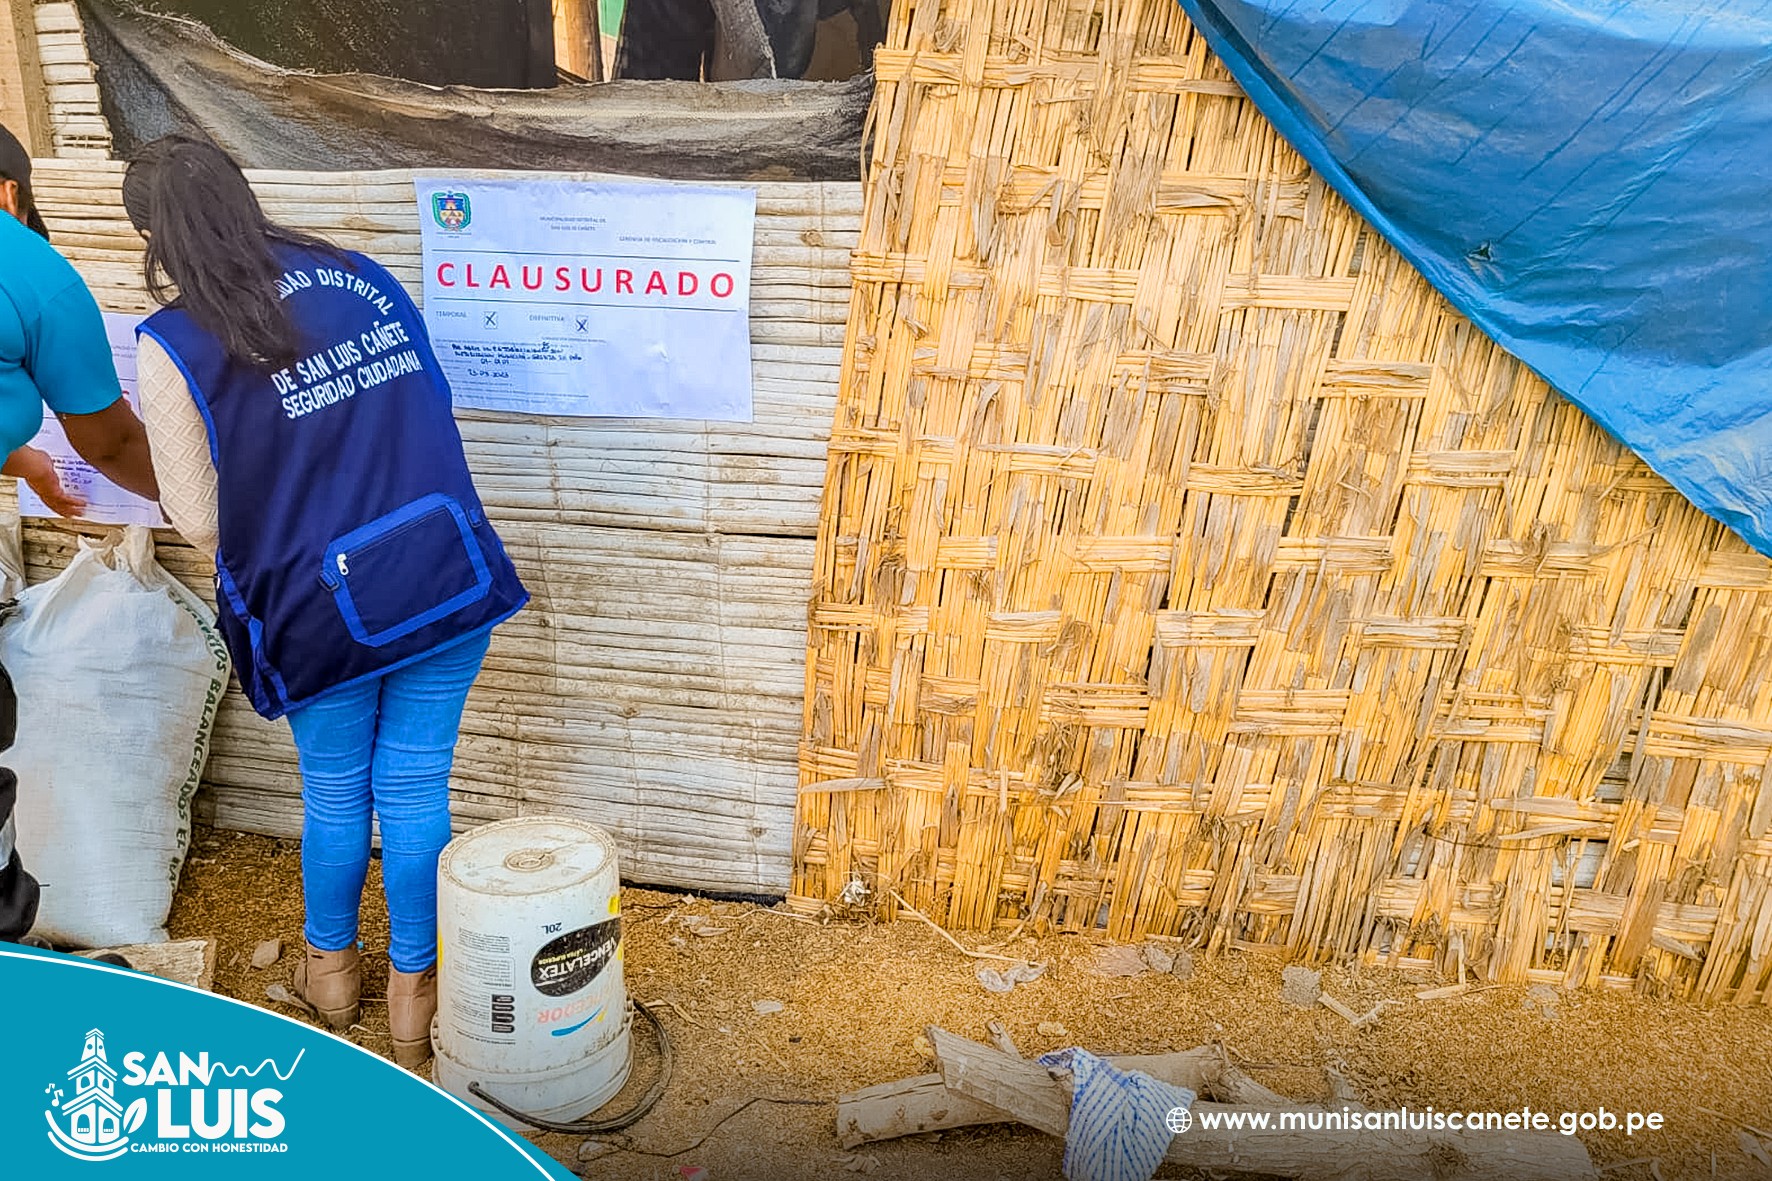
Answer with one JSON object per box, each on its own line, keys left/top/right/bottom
{"left": 15, "top": 311, "right": 167, "bottom": 528}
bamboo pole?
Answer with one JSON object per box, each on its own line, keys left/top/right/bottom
{"left": 552, "top": 0, "right": 603, "bottom": 82}
{"left": 1, "top": 0, "right": 51, "bottom": 153}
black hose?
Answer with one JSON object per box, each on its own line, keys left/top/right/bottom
{"left": 467, "top": 1000, "right": 671, "bottom": 1135}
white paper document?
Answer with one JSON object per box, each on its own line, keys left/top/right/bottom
{"left": 18, "top": 311, "right": 167, "bottom": 528}
{"left": 415, "top": 176, "right": 756, "bottom": 422}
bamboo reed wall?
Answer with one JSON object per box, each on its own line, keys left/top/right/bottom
{"left": 14, "top": 4, "right": 865, "bottom": 894}
{"left": 32, "top": 2, "right": 109, "bottom": 156}
{"left": 791, "top": 0, "right": 1772, "bottom": 1001}
{"left": 21, "top": 160, "right": 858, "bottom": 893}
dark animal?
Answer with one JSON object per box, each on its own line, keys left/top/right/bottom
{"left": 615, "top": 0, "right": 887, "bottom": 81}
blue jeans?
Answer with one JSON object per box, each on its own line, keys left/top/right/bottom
{"left": 285, "top": 631, "right": 490, "bottom": 973}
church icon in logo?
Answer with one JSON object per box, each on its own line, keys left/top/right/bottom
{"left": 45, "top": 1029, "right": 147, "bottom": 1162}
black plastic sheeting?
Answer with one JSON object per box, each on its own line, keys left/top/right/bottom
{"left": 133, "top": 0, "right": 554, "bottom": 88}
{"left": 79, "top": 0, "right": 869, "bottom": 178}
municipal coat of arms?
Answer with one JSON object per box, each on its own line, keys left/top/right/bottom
{"left": 432, "top": 191, "right": 471, "bottom": 231}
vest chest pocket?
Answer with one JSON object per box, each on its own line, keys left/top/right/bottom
{"left": 321, "top": 492, "right": 493, "bottom": 648}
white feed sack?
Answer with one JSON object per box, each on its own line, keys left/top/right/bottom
{"left": 2, "top": 526, "right": 230, "bottom": 947}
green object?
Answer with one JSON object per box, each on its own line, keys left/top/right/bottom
{"left": 600, "top": 0, "right": 626, "bottom": 39}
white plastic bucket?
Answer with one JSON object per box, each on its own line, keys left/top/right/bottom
{"left": 432, "top": 817, "right": 630, "bottom": 1129}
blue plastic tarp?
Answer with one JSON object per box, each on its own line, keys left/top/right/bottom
{"left": 1174, "top": 0, "right": 1772, "bottom": 554}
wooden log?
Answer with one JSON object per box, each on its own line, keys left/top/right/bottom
{"left": 838, "top": 1047, "right": 1223, "bottom": 1148}
{"left": 927, "top": 1029, "right": 1598, "bottom": 1181}
{"left": 2, "top": 0, "right": 53, "bottom": 154}
{"left": 79, "top": 939, "right": 216, "bottom": 990}
{"left": 837, "top": 1074, "right": 1014, "bottom": 1149}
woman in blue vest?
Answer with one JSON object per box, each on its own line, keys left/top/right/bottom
{"left": 122, "top": 136, "right": 529, "bottom": 1069}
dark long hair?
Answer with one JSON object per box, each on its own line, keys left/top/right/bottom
{"left": 121, "top": 135, "right": 345, "bottom": 370}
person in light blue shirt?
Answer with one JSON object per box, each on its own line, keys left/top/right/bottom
{"left": 0, "top": 123, "right": 158, "bottom": 514}
{"left": 0, "top": 123, "right": 158, "bottom": 950}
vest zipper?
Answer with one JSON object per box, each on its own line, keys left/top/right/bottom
{"left": 323, "top": 504, "right": 455, "bottom": 588}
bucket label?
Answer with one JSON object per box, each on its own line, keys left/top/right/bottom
{"left": 531, "top": 919, "right": 621, "bottom": 997}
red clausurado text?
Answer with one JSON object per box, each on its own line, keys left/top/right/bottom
{"left": 432, "top": 261, "right": 738, "bottom": 301}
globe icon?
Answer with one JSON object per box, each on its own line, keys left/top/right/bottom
{"left": 1166, "top": 1106, "right": 1193, "bottom": 1134}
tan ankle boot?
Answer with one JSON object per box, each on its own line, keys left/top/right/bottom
{"left": 387, "top": 963, "right": 437, "bottom": 1070}
{"left": 293, "top": 942, "right": 360, "bottom": 1030}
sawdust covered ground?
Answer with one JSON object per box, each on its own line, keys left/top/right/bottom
{"left": 170, "top": 826, "right": 1772, "bottom": 1181}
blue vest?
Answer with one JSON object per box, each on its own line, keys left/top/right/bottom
{"left": 140, "top": 246, "right": 528, "bottom": 720}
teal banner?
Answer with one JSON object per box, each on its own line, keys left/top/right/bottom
{"left": 0, "top": 945, "right": 575, "bottom": 1178}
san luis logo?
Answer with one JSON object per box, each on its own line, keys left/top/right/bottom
{"left": 432, "top": 190, "right": 471, "bottom": 231}
{"left": 44, "top": 1028, "right": 300, "bottom": 1161}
